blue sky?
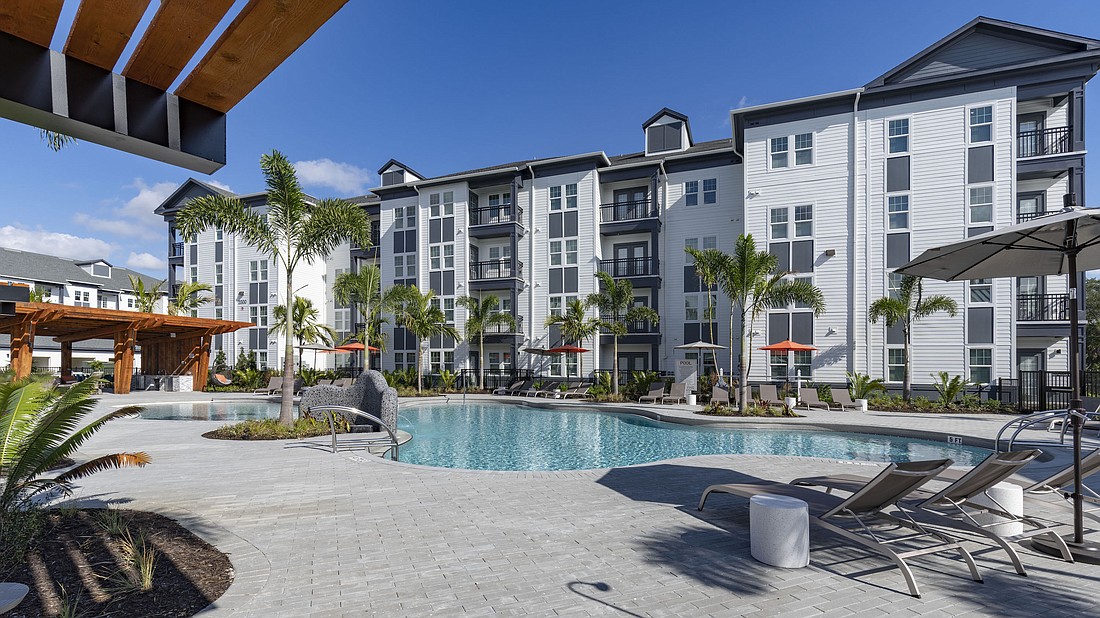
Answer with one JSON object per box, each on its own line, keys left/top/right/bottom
{"left": 1, "top": 0, "right": 1098, "bottom": 276}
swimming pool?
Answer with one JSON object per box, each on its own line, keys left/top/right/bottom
{"left": 140, "top": 400, "right": 989, "bottom": 470}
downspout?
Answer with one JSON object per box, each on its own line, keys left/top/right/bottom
{"left": 526, "top": 164, "right": 536, "bottom": 376}
{"left": 657, "top": 160, "right": 668, "bottom": 372}
{"left": 860, "top": 90, "right": 872, "bottom": 377}
{"left": 849, "top": 90, "right": 862, "bottom": 378}
{"left": 730, "top": 118, "right": 744, "bottom": 383}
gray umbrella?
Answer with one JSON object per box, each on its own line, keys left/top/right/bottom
{"left": 898, "top": 204, "right": 1100, "bottom": 561}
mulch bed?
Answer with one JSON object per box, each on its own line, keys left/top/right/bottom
{"left": 8, "top": 509, "right": 232, "bottom": 618}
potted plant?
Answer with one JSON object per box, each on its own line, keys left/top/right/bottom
{"left": 846, "top": 372, "right": 886, "bottom": 412}
{"left": 781, "top": 384, "right": 797, "bottom": 410}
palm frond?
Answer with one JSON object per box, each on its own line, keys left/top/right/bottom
{"left": 52, "top": 452, "right": 151, "bottom": 485}
{"left": 176, "top": 194, "right": 274, "bottom": 257}
{"left": 298, "top": 198, "right": 372, "bottom": 264}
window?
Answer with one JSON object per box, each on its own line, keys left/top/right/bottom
{"left": 249, "top": 306, "right": 268, "bottom": 327}
{"left": 703, "top": 178, "right": 717, "bottom": 204}
{"left": 550, "top": 184, "right": 577, "bottom": 211}
{"left": 394, "top": 205, "right": 416, "bottom": 229}
{"left": 685, "top": 238, "right": 699, "bottom": 254}
{"left": 550, "top": 241, "right": 562, "bottom": 266}
{"left": 770, "top": 352, "right": 787, "bottom": 380}
{"left": 888, "top": 348, "right": 906, "bottom": 382}
{"left": 970, "top": 348, "right": 992, "bottom": 384}
{"left": 429, "top": 191, "right": 454, "bottom": 217}
{"left": 432, "top": 296, "right": 455, "bottom": 324}
{"left": 888, "top": 195, "right": 909, "bottom": 229}
{"left": 214, "top": 308, "right": 222, "bottom": 320}
{"left": 969, "top": 106, "right": 993, "bottom": 143}
{"left": 794, "top": 133, "right": 813, "bottom": 165}
{"left": 215, "top": 264, "right": 223, "bottom": 285}
{"left": 550, "top": 296, "right": 563, "bottom": 317}
{"left": 215, "top": 227, "right": 223, "bottom": 241}
{"left": 888, "top": 119, "right": 909, "bottom": 153}
{"left": 255, "top": 352, "right": 267, "bottom": 370}
{"left": 685, "top": 295, "right": 699, "bottom": 321}
{"left": 887, "top": 272, "right": 905, "bottom": 299}
{"left": 703, "top": 236, "right": 717, "bottom": 251}
{"left": 970, "top": 279, "right": 992, "bottom": 303}
{"left": 685, "top": 181, "right": 698, "bottom": 206}
{"left": 189, "top": 266, "right": 198, "bottom": 283}
{"left": 792, "top": 350, "right": 812, "bottom": 379}
{"left": 382, "top": 170, "right": 403, "bottom": 186}
{"left": 430, "top": 350, "right": 455, "bottom": 373}
{"left": 770, "top": 208, "right": 788, "bottom": 239}
{"left": 770, "top": 137, "right": 789, "bottom": 168}
{"left": 565, "top": 239, "right": 578, "bottom": 265}
{"left": 794, "top": 205, "right": 813, "bottom": 237}
{"left": 249, "top": 260, "right": 268, "bottom": 282}
{"left": 969, "top": 186, "right": 993, "bottom": 224}
{"left": 127, "top": 297, "right": 134, "bottom": 309}
{"left": 394, "top": 254, "right": 416, "bottom": 279}
{"left": 73, "top": 290, "right": 90, "bottom": 307}
{"left": 429, "top": 245, "right": 453, "bottom": 270}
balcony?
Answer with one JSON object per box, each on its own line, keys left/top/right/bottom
{"left": 1018, "top": 293, "right": 1069, "bottom": 322}
{"left": 350, "top": 228, "right": 381, "bottom": 258}
{"left": 598, "top": 256, "right": 660, "bottom": 289}
{"left": 1018, "top": 126, "right": 1072, "bottom": 159}
{"left": 482, "top": 315, "right": 524, "bottom": 343}
{"left": 170, "top": 284, "right": 182, "bottom": 299}
{"left": 1016, "top": 210, "right": 1051, "bottom": 224}
{"left": 469, "top": 259, "right": 523, "bottom": 291}
{"left": 599, "top": 199, "right": 660, "bottom": 235}
{"left": 469, "top": 204, "right": 524, "bottom": 239}
{"left": 599, "top": 315, "right": 661, "bottom": 344}
{"left": 169, "top": 242, "right": 184, "bottom": 259}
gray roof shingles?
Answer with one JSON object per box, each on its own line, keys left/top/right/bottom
{"left": 0, "top": 247, "right": 164, "bottom": 293}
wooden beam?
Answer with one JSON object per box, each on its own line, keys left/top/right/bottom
{"left": 10, "top": 318, "right": 35, "bottom": 379}
{"left": 122, "top": 0, "right": 235, "bottom": 90}
{"left": 55, "top": 321, "right": 138, "bottom": 344}
{"left": 64, "top": 0, "right": 152, "bottom": 70}
{"left": 60, "top": 341, "right": 73, "bottom": 376}
{"left": 136, "top": 330, "right": 208, "bottom": 347}
{"left": 0, "top": 0, "right": 64, "bottom": 48}
{"left": 194, "top": 335, "right": 211, "bottom": 391}
{"left": 0, "top": 307, "right": 65, "bottom": 333}
{"left": 174, "top": 0, "right": 349, "bottom": 113}
{"left": 113, "top": 326, "right": 136, "bottom": 395}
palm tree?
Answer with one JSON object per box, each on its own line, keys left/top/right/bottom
{"left": 27, "top": 286, "right": 51, "bottom": 303}
{"left": 544, "top": 298, "right": 601, "bottom": 380}
{"left": 457, "top": 294, "right": 516, "bottom": 390}
{"left": 586, "top": 272, "right": 659, "bottom": 394}
{"left": 393, "top": 288, "right": 460, "bottom": 391}
{"left": 175, "top": 150, "right": 371, "bottom": 425}
{"left": 333, "top": 265, "right": 415, "bottom": 370}
{"left": 272, "top": 295, "right": 337, "bottom": 350}
{"left": 869, "top": 274, "right": 958, "bottom": 401}
{"left": 0, "top": 377, "right": 149, "bottom": 514}
{"left": 166, "top": 281, "right": 214, "bottom": 316}
{"left": 127, "top": 275, "right": 164, "bottom": 313}
{"left": 718, "top": 234, "right": 826, "bottom": 408}
{"left": 685, "top": 247, "right": 726, "bottom": 372}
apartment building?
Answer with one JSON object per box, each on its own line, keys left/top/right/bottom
{"left": 357, "top": 17, "right": 1094, "bottom": 389}
{"left": 0, "top": 246, "right": 166, "bottom": 370}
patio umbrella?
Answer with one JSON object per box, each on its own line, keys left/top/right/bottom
{"left": 675, "top": 341, "right": 729, "bottom": 388}
{"left": 897, "top": 203, "right": 1100, "bottom": 561}
{"left": 759, "top": 340, "right": 818, "bottom": 391}
{"left": 545, "top": 345, "right": 589, "bottom": 379}
{"left": 335, "top": 342, "right": 380, "bottom": 352}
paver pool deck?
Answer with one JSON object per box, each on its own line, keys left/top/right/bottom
{"left": 53, "top": 392, "right": 1100, "bottom": 617}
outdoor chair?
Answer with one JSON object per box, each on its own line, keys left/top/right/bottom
{"left": 254, "top": 376, "right": 281, "bottom": 395}
{"left": 793, "top": 449, "right": 1066, "bottom": 572}
{"left": 830, "top": 388, "right": 862, "bottom": 411}
{"left": 334, "top": 378, "right": 353, "bottom": 388}
{"left": 639, "top": 384, "right": 666, "bottom": 403}
{"left": 699, "top": 458, "right": 981, "bottom": 598}
{"left": 563, "top": 384, "right": 592, "bottom": 399}
{"left": 211, "top": 373, "right": 233, "bottom": 387}
{"left": 937, "top": 447, "right": 1100, "bottom": 511}
{"left": 316, "top": 379, "right": 334, "bottom": 386}
{"left": 533, "top": 382, "right": 563, "bottom": 397}
{"left": 661, "top": 382, "right": 687, "bottom": 404}
{"left": 507, "top": 380, "right": 534, "bottom": 396}
{"left": 711, "top": 386, "right": 730, "bottom": 406}
{"left": 494, "top": 380, "right": 524, "bottom": 395}
{"left": 798, "top": 389, "right": 831, "bottom": 411}
{"left": 756, "top": 384, "right": 782, "bottom": 408}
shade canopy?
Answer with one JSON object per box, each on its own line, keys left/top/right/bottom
{"left": 759, "top": 339, "right": 817, "bottom": 352}
{"left": 675, "top": 341, "right": 727, "bottom": 350}
{"left": 545, "top": 345, "right": 589, "bottom": 354}
{"left": 522, "top": 347, "right": 558, "bottom": 356}
{"left": 897, "top": 208, "right": 1100, "bottom": 280}
{"left": 335, "top": 342, "right": 379, "bottom": 352}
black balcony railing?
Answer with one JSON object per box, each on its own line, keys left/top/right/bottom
{"left": 170, "top": 242, "right": 184, "bottom": 257}
{"left": 170, "top": 284, "right": 182, "bottom": 299}
{"left": 1016, "top": 210, "right": 1049, "bottom": 223}
{"left": 600, "top": 199, "right": 656, "bottom": 223}
{"left": 1018, "top": 126, "right": 1073, "bottom": 158}
{"left": 470, "top": 259, "right": 522, "bottom": 280}
{"left": 598, "top": 256, "right": 658, "bottom": 278}
{"left": 469, "top": 203, "right": 522, "bottom": 226}
{"left": 1018, "top": 293, "right": 1069, "bottom": 321}
{"left": 599, "top": 315, "right": 657, "bottom": 334}
{"left": 484, "top": 315, "right": 524, "bottom": 334}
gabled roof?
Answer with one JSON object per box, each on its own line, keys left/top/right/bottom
{"left": 608, "top": 138, "right": 734, "bottom": 168}
{"left": 376, "top": 159, "right": 425, "bottom": 181}
{"left": 0, "top": 247, "right": 164, "bottom": 293}
{"left": 153, "top": 178, "right": 232, "bottom": 215}
{"left": 642, "top": 107, "right": 694, "bottom": 147}
{"left": 866, "top": 16, "right": 1100, "bottom": 88}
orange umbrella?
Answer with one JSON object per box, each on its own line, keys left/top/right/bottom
{"left": 758, "top": 339, "right": 817, "bottom": 351}
{"left": 545, "top": 344, "right": 589, "bottom": 354}
{"left": 336, "top": 342, "right": 380, "bottom": 352}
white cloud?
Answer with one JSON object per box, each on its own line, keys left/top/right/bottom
{"left": 293, "top": 159, "right": 372, "bottom": 195}
{"left": 0, "top": 225, "right": 113, "bottom": 260}
{"left": 126, "top": 252, "right": 165, "bottom": 272}
{"left": 206, "top": 179, "right": 233, "bottom": 192}
{"left": 737, "top": 95, "right": 750, "bottom": 109}
{"left": 74, "top": 179, "right": 178, "bottom": 242}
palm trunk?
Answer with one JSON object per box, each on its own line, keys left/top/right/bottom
{"left": 738, "top": 308, "right": 750, "bottom": 409}
{"left": 479, "top": 332, "right": 485, "bottom": 390}
{"left": 416, "top": 340, "right": 423, "bottom": 391}
{"left": 612, "top": 335, "right": 619, "bottom": 395}
{"left": 707, "top": 292, "right": 719, "bottom": 372}
{"left": 728, "top": 311, "right": 736, "bottom": 386}
{"left": 903, "top": 322, "right": 912, "bottom": 401}
{"left": 362, "top": 301, "right": 372, "bottom": 372}
{"left": 279, "top": 269, "right": 295, "bottom": 426}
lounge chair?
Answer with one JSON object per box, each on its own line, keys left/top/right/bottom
{"left": 533, "top": 382, "right": 563, "bottom": 397}
{"left": 711, "top": 386, "right": 730, "bottom": 406}
{"left": 830, "top": 387, "right": 862, "bottom": 411}
{"left": 563, "top": 384, "right": 592, "bottom": 399}
{"left": 699, "top": 459, "right": 981, "bottom": 598}
{"left": 254, "top": 376, "right": 281, "bottom": 395}
{"left": 638, "top": 384, "right": 665, "bottom": 403}
{"left": 661, "top": 382, "right": 687, "bottom": 404}
{"left": 506, "top": 380, "right": 534, "bottom": 395}
{"left": 756, "top": 384, "right": 782, "bottom": 408}
{"left": 494, "top": 380, "right": 524, "bottom": 395}
{"left": 793, "top": 449, "right": 1064, "bottom": 572}
{"left": 334, "top": 378, "right": 353, "bottom": 388}
{"left": 938, "top": 447, "right": 1100, "bottom": 509}
{"left": 316, "top": 379, "right": 334, "bottom": 386}
{"left": 211, "top": 373, "right": 233, "bottom": 387}
{"left": 798, "top": 388, "right": 831, "bottom": 411}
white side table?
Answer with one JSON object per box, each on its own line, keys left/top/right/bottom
{"left": 0, "top": 583, "right": 29, "bottom": 614}
{"left": 750, "top": 494, "right": 810, "bottom": 568}
{"left": 968, "top": 481, "right": 1024, "bottom": 537}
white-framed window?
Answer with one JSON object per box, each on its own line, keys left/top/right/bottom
{"left": 702, "top": 178, "right": 717, "bottom": 204}
{"left": 565, "top": 239, "right": 578, "bottom": 265}
{"left": 393, "top": 205, "right": 416, "bottom": 229}
{"left": 430, "top": 350, "right": 455, "bottom": 373}
{"left": 394, "top": 254, "right": 416, "bottom": 279}
{"left": 888, "top": 348, "right": 906, "bottom": 382}
{"left": 887, "top": 272, "right": 904, "bottom": 299}
{"left": 214, "top": 307, "right": 223, "bottom": 320}
{"left": 792, "top": 275, "right": 814, "bottom": 309}
{"left": 969, "top": 105, "right": 993, "bottom": 143}
{"left": 794, "top": 205, "right": 813, "bottom": 237}
{"left": 73, "top": 290, "right": 91, "bottom": 307}
{"left": 969, "top": 348, "right": 992, "bottom": 384}
{"left": 127, "top": 297, "right": 134, "bottom": 309}
{"left": 215, "top": 264, "right": 223, "bottom": 285}
{"left": 429, "top": 244, "right": 454, "bottom": 270}
{"left": 685, "top": 295, "right": 700, "bottom": 321}
{"left": 255, "top": 352, "right": 268, "bottom": 370}
{"left": 792, "top": 349, "right": 812, "bottom": 379}
{"left": 249, "top": 305, "right": 268, "bottom": 327}
{"left": 249, "top": 260, "right": 268, "bottom": 282}
{"left": 189, "top": 266, "right": 198, "bottom": 283}
{"left": 685, "top": 180, "right": 699, "bottom": 206}
{"left": 770, "top": 351, "right": 787, "bottom": 380}
{"left": 549, "top": 184, "right": 578, "bottom": 211}
{"left": 770, "top": 136, "right": 789, "bottom": 169}
{"left": 550, "top": 241, "right": 562, "bottom": 266}
{"left": 394, "top": 352, "right": 417, "bottom": 371}
{"left": 549, "top": 296, "right": 563, "bottom": 317}
{"left": 888, "top": 195, "right": 910, "bottom": 229}
{"left": 429, "top": 191, "right": 454, "bottom": 217}
{"left": 888, "top": 118, "right": 909, "bottom": 153}
{"left": 215, "top": 227, "right": 223, "bottom": 241}
{"left": 969, "top": 279, "right": 992, "bottom": 303}
{"left": 968, "top": 186, "right": 994, "bottom": 224}
{"left": 770, "top": 208, "right": 788, "bottom": 239}
{"left": 794, "top": 133, "right": 813, "bottom": 165}
{"left": 431, "top": 296, "right": 455, "bottom": 324}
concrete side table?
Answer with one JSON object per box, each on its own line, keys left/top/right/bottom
{"left": 0, "top": 582, "right": 29, "bottom": 614}
{"left": 749, "top": 494, "right": 810, "bottom": 568}
{"left": 969, "top": 482, "right": 1025, "bottom": 537}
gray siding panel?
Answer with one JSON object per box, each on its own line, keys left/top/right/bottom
{"left": 968, "top": 307, "right": 994, "bottom": 344}
{"left": 900, "top": 32, "right": 1064, "bottom": 83}
{"left": 886, "top": 233, "right": 910, "bottom": 268}
{"left": 886, "top": 156, "right": 910, "bottom": 192}
{"left": 768, "top": 313, "right": 789, "bottom": 345}
{"left": 791, "top": 240, "right": 814, "bottom": 273}
{"left": 968, "top": 146, "right": 994, "bottom": 183}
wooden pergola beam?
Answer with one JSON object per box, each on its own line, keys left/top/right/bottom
{"left": 63, "top": 0, "right": 153, "bottom": 71}
{"left": 113, "top": 325, "right": 137, "bottom": 395}
{"left": 0, "top": 0, "right": 64, "bottom": 48}
{"left": 54, "top": 321, "right": 140, "bottom": 344}
{"left": 122, "top": 0, "right": 235, "bottom": 91}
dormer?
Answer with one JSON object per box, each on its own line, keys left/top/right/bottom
{"left": 643, "top": 108, "right": 693, "bottom": 156}
{"left": 77, "top": 260, "right": 112, "bottom": 278}
{"left": 378, "top": 159, "right": 425, "bottom": 187}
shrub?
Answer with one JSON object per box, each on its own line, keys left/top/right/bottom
{"left": 846, "top": 372, "right": 886, "bottom": 400}
{"left": 624, "top": 370, "right": 662, "bottom": 400}
{"left": 589, "top": 371, "right": 612, "bottom": 397}
{"left": 204, "top": 417, "right": 340, "bottom": 440}
{"left": 439, "top": 369, "right": 458, "bottom": 392}
{"left": 931, "top": 371, "right": 970, "bottom": 406}
{"left": 233, "top": 367, "right": 264, "bottom": 390}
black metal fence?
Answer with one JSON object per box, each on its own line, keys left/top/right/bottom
{"left": 599, "top": 199, "right": 655, "bottom": 223}
{"left": 998, "top": 371, "right": 1100, "bottom": 411}
{"left": 1017, "top": 293, "right": 1070, "bottom": 321}
{"left": 1017, "top": 126, "right": 1072, "bottom": 158}
{"left": 470, "top": 259, "right": 522, "bottom": 280}
{"left": 598, "top": 256, "right": 658, "bottom": 278}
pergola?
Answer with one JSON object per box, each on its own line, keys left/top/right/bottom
{"left": 1, "top": 302, "right": 251, "bottom": 394}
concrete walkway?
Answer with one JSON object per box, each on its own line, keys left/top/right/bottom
{"left": 48, "top": 391, "right": 1100, "bottom": 616}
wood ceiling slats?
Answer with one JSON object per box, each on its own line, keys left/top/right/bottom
{"left": 0, "top": 303, "right": 251, "bottom": 340}
{"left": 63, "top": 0, "right": 152, "bottom": 71}
{"left": 122, "top": 0, "right": 235, "bottom": 90}
{"left": 175, "top": 0, "right": 349, "bottom": 112}
{"left": 0, "top": 0, "right": 64, "bottom": 48}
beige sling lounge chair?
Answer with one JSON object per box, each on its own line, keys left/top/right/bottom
{"left": 798, "top": 389, "right": 831, "bottom": 411}
{"left": 711, "top": 386, "right": 730, "bottom": 406}
{"left": 254, "top": 376, "right": 281, "bottom": 395}
{"left": 938, "top": 448, "right": 1100, "bottom": 509}
{"left": 639, "top": 384, "right": 666, "bottom": 403}
{"left": 661, "top": 382, "right": 687, "bottom": 404}
{"left": 830, "top": 387, "right": 862, "bottom": 411}
{"left": 756, "top": 384, "right": 782, "bottom": 408}
{"left": 494, "top": 380, "right": 524, "bottom": 395}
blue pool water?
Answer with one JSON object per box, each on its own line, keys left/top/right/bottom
{"left": 140, "top": 400, "right": 989, "bottom": 470}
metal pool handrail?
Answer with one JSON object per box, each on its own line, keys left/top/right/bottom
{"left": 995, "top": 408, "right": 1100, "bottom": 451}
{"left": 310, "top": 405, "right": 400, "bottom": 460}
